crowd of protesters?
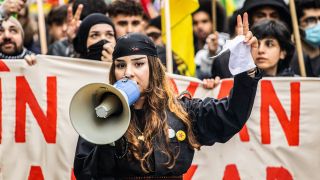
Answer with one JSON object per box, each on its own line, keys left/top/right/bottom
{"left": 0, "top": 0, "right": 319, "bottom": 78}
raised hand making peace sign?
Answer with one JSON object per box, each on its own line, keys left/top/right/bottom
{"left": 236, "top": 12, "right": 258, "bottom": 61}
{"left": 66, "top": 4, "right": 83, "bottom": 42}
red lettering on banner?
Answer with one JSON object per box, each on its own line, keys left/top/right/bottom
{"left": 223, "top": 164, "right": 241, "bottom": 180}
{"left": 239, "top": 126, "right": 250, "bottom": 142}
{"left": 71, "top": 168, "right": 76, "bottom": 180}
{"left": 15, "top": 76, "right": 57, "bottom": 143}
{"left": 266, "top": 166, "right": 293, "bottom": 180}
{"left": 261, "top": 80, "right": 300, "bottom": 146}
{"left": 218, "top": 79, "right": 250, "bottom": 142}
{"left": 183, "top": 165, "right": 198, "bottom": 180}
{"left": 169, "top": 79, "right": 200, "bottom": 97}
{"left": 169, "top": 78, "right": 179, "bottom": 94}
{"left": 217, "top": 79, "right": 233, "bottom": 99}
{"left": 186, "top": 82, "right": 199, "bottom": 97}
{"left": 28, "top": 166, "right": 44, "bottom": 180}
{"left": 0, "top": 60, "right": 10, "bottom": 72}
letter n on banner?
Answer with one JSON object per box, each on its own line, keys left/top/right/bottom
{"left": 260, "top": 80, "right": 300, "bottom": 146}
{"left": 28, "top": 166, "right": 44, "bottom": 180}
{"left": 0, "top": 60, "right": 9, "bottom": 143}
{"left": 223, "top": 164, "right": 241, "bottom": 180}
{"left": 266, "top": 167, "right": 293, "bottom": 180}
{"left": 15, "top": 76, "right": 57, "bottom": 143}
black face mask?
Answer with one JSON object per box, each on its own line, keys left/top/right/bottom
{"left": 84, "top": 39, "right": 109, "bottom": 61}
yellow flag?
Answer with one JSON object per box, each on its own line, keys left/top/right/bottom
{"left": 221, "top": 0, "right": 236, "bottom": 16}
{"left": 161, "top": 0, "right": 199, "bottom": 76}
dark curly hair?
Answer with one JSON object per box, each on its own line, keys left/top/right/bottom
{"left": 107, "top": 0, "right": 144, "bottom": 18}
{"left": 295, "top": 0, "right": 320, "bottom": 20}
{"left": 47, "top": 5, "right": 67, "bottom": 26}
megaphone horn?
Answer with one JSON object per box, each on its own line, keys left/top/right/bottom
{"left": 69, "top": 79, "right": 140, "bottom": 145}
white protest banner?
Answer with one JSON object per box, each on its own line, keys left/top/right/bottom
{"left": 0, "top": 55, "right": 319, "bottom": 179}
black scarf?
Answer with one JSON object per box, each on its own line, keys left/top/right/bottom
{"left": 81, "top": 39, "right": 109, "bottom": 60}
{"left": 73, "top": 13, "right": 115, "bottom": 57}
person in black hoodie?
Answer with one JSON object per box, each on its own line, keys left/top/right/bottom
{"left": 73, "top": 13, "right": 262, "bottom": 179}
{"left": 241, "top": 0, "right": 292, "bottom": 33}
{"left": 73, "top": 13, "right": 116, "bottom": 62}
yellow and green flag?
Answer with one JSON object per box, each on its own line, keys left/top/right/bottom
{"left": 220, "top": 0, "right": 236, "bottom": 17}
{"left": 161, "top": 0, "right": 199, "bottom": 77}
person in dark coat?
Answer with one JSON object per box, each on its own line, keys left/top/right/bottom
{"left": 290, "top": 0, "right": 320, "bottom": 77}
{"left": 73, "top": 14, "right": 261, "bottom": 179}
{"left": 73, "top": 13, "right": 116, "bottom": 62}
{"left": 47, "top": 0, "right": 108, "bottom": 57}
{"left": 212, "top": 19, "right": 295, "bottom": 78}
{"left": 241, "top": 0, "right": 292, "bottom": 33}
{"left": 210, "top": 0, "right": 293, "bottom": 78}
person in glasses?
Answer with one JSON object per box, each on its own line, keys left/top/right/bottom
{"left": 291, "top": 0, "right": 320, "bottom": 77}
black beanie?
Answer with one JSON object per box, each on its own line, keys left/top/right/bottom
{"left": 73, "top": 13, "right": 115, "bottom": 55}
{"left": 241, "top": 0, "right": 292, "bottom": 32}
{"left": 112, "top": 33, "right": 158, "bottom": 61}
{"left": 148, "top": 16, "right": 161, "bottom": 31}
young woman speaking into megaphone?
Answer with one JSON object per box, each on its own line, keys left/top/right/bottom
{"left": 73, "top": 13, "right": 261, "bottom": 179}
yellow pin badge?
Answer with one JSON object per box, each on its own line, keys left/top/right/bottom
{"left": 176, "top": 130, "right": 186, "bottom": 141}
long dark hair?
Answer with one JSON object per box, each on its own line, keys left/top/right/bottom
{"left": 251, "top": 19, "right": 295, "bottom": 74}
{"left": 109, "top": 56, "right": 200, "bottom": 173}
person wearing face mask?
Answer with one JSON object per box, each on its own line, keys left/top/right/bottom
{"left": 73, "top": 13, "right": 116, "bottom": 62}
{"left": 290, "top": 0, "right": 320, "bottom": 77}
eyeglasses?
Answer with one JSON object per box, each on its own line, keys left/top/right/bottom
{"left": 146, "top": 32, "right": 161, "bottom": 41}
{"left": 301, "top": 16, "right": 320, "bottom": 28}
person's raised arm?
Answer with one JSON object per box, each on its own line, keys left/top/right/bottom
{"left": 181, "top": 13, "right": 261, "bottom": 145}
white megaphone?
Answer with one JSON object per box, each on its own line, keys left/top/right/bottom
{"left": 69, "top": 78, "right": 140, "bottom": 145}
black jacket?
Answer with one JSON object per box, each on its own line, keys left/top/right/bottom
{"left": 74, "top": 71, "right": 261, "bottom": 179}
{"left": 291, "top": 51, "right": 320, "bottom": 77}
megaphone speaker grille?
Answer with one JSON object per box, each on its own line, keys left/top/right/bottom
{"left": 69, "top": 83, "right": 131, "bottom": 144}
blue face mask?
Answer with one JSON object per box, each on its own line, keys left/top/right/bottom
{"left": 305, "top": 23, "right": 320, "bottom": 47}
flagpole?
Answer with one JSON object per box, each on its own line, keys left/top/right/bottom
{"left": 211, "top": 0, "right": 216, "bottom": 32}
{"left": 37, "top": 0, "right": 48, "bottom": 54}
{"left": 289, "top": 0, "right": 306, "bottom": 77}
{"left": 164, "top": 0, "right": 173, "bottom": 74}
